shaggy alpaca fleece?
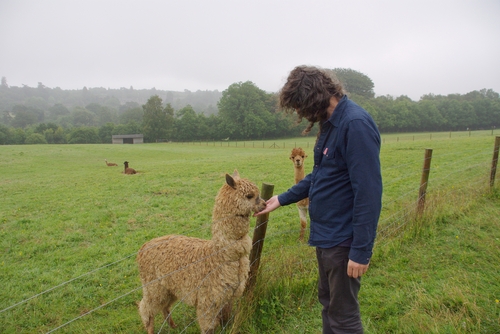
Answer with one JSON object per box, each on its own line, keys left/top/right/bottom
{"left": 137, "top": 170, "right": 266, "bottom": 334}
{"left": 289, "top": 147, "right": 309, "bottom": 241}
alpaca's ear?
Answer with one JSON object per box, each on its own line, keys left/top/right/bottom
{"left": 225, "top": 173, "right": 237, "bottom": 189}
{"left": 233, "top": 169, "right": 240, "bottom": 179}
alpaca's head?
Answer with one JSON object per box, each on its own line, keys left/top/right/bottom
{"left": 213, "top": 170, "right": 265, "bottom": 218}
{"left": 290, "top": 147, "right": 307, "bottom": 168}
{"left": 212, "top": 170, "right": 265, "bottom": 240}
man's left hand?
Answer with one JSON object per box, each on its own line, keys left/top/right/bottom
{"left": 347, "top": 260, "right": 369, "bottom": 278}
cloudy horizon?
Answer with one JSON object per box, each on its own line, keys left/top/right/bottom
{"left": 1, "top": 0, "right": 499, "bottom": 101}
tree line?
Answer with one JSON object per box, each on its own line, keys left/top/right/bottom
{"left": 0, "top": 70, "right": 499, "bottom": 145}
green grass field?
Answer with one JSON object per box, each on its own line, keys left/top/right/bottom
{"left": 1, "top": 131, "right": 499, "bottom": 333}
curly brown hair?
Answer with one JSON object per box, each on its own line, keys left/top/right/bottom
{"left": 279, "top": 65, "right": 345, "bottom": 135}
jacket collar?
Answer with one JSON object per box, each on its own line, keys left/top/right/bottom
{"left": 326, "top": 95, "right": 348, "bottom": 127}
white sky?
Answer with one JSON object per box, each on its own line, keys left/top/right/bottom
{"left": 1, "top": 0, "right": 499, "bottom": 101}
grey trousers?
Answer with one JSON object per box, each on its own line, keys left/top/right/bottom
{"left": 316, "top": 246, "right": 363, "bottom": 334}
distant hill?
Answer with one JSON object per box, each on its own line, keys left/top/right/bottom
{"left": 0, "top": 83, "right": 222, "bottom": 115}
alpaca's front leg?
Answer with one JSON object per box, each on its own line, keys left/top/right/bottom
{"left": 297, "top": 205, "right": 308, "bottom": 241}
{"left": 162, "top": 307, "right": 177, "bottom": 328}
{"left": 219, "top": 303, "right": 232, "bottom": 327}
{"left": 197, "top": 305, "right": 219, "bottom": 334}
{"left": 146, "top": 319, "right": 155, "bottom": 334}
{"left": 160, "top": 294, "right": 178, "bottom": 328}
{"left": 138, "top": 298, "right": 156, "bottom": 334}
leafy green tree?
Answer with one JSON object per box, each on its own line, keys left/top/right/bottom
{"left": 437, "top": 98, "right": 476, "bottom": 131}
{"left": 332, "top": 68, "right": 375, "bottom": 99}
{"left": 174, "top": 105, "right": 198, "bottom": 141}
{"left": 164, "top": 103, "right": 175, "bottom": 139}
{"left": 196, "top": 113, "right": 211, "bottom": 140}
{"left": 68, "top": 127, "right": 100, "bottom": 144}
{"left": 119, "top": 107, "right": 143, "bottom": 124}
{"left": 98, "top": 123, "right": 115, "bottom": 143}
{"left": 102, "top": 96, "right": 121, "bottom": 110}
{"left": 25, "top": 133, "right": 47, "bottom": 144}
{"left": 113, "top": 121, "right": 142, "bottom": 136}
{"left": 371, "top": 96, "right": 396, "bottom": 132}
{"left": 142, "top": 95, "right": 168, "bottom": 142}
{"left": 217, "top": 81, "right": 275, "bottom": 140}
{"left": 48, "top": 103, "right": 70, "bottom": 121}
{"left": 34, "top": 122, "right": 58, "bottom": 134}
{"left": 2, "top": 110, "right": 12, "bottom": 125}
{"left": 269, "top": 110, "right": 301, "bottom": 138}
{"left": 44, "top": 128, "right": 54, "bottom": 144}
{"left": 86, "top": 103, "right": 117, "bottom": 126}
{"left": 464, "top": 89, "right": 500, "bottom": 128}
{"left": 414, "top": 100, "right": 445, "bottom": 131}
{"left": 11, "top": 106, "right": 38, "bottom": 128}
{"left": 25, "top": 96, "right": 48, "bottom": 111}
{"left": 391, "top": 96, "right": 420, "bottom": 131}
{"left": 204, "top": 114, "right": 222, "bottom": 140}
{"left": 119, "top": 101, "right": 141, "bottom": 113}
{"left": 53, "top": 126, "right": 67, "bottom": 144}
{"left": 7, "top": 128, "right": 27, "bottom": 144}
{"left": 72, "top": 107, "right": 96, "bottom": 126}
{"left": 0, "top": 123, "right": 8, "bottom": 144}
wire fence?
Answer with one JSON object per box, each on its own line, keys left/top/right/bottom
{"left": 174, "top": 129, "right": 500, "bottom": 149}
{"left": 1, "top": 135, "right": 499, "bottom": 333}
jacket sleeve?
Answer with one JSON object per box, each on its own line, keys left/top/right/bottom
{"left": 345, "top": 119, "right": 383, "bottom": 264}
{"left": 278, "top": 172, "right": 312, "bottom": 206}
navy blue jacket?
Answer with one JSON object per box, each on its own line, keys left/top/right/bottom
{"left": 278, "top": 96, "right": 382, "bottom": 264}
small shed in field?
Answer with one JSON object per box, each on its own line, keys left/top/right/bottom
{"left": 112, "top": 134, "right": 144, "bottom": 144}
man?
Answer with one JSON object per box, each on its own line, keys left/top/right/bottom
{"left": 255, "top": 65, "right": 382, "bottom": 333}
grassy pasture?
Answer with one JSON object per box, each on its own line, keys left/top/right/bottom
{"left": 0, "top": 131, "right": 499, "bottom": 333}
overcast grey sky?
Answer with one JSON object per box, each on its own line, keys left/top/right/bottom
{"left": 1, "top": 0, "right": 499, "bottom": 101}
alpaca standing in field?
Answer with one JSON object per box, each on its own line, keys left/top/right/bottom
{"left": 123, "top": 161, "right": 137, "bottom": 174}
{"left": 290, "top": 147, "right": 309, "bottom": 241}
{"left": 137, "top": 170, "right": 266, "bottom": 334}
{"left": 105, "top": 159, "right": 118, "bottom": 166}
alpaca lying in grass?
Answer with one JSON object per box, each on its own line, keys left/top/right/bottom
{"left": 123, "top": 161, "right": 137, "bottom": 174}
{"left": 105, "top": 159, "right": 118, "bottom": 166}
{"left": 137, "top": 170, "right": 266, "bottom": 334}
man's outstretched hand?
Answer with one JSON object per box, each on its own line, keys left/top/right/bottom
{"left": 253, "top": 195, "right": 281, "bottom": 216}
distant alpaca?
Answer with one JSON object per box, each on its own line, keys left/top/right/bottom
{"left": 105, "top": 159, "right": 118, "bottom": 166}
{"left": 290, "top": 147, "right": 309, "bottom": 241}
{"left": 124, "top": 161, "right": 137, "bottom": 174}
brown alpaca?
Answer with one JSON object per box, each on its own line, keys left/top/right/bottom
{"left": 137, "top": 170, "right": 266, "bottom": 334}
{"left": 123, "top": 161, "right": 137, "bottom": 174}
{"left": 105, "top": 159, "right": 118, "bottom": 166}
{"left": 290, "top": 147, "right": 309, "bottom": 241}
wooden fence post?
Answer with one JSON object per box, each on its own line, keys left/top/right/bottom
{"left": 490, "top": 136, "right": 500, "bottom": 189}
{"left": 246, "top": 183, "right": 274, "bottom": 292}
{"left": 417, "top": 149, "right": 433, "bottom": 216}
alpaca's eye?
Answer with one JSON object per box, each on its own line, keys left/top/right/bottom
{"left": 301, "top": 156, "right": 305, "bottom": 158}
{"left": 246, "top": 194, "right": 254, "bottom": 199}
